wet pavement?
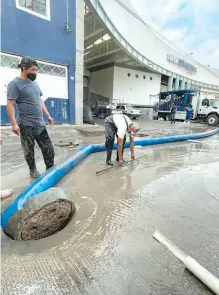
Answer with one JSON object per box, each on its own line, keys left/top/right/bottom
{"left": 0, "top": 120, "right": 211, "bottom": 186}
{"left": 1, "top": 121, "right": 219, "bottom": 294}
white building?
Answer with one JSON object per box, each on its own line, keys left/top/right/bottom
{"left": 1, "top": 0, "right": 218, "bottom": 125}
{"left": 83, "top": 0, "right": 219, "bottom": 107}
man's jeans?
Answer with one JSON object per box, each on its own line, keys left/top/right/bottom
{"left": 20, "top": 125, "right": 55, "bottom": 171}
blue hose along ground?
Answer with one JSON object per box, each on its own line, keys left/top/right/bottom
{"left": 1, "top": 128, "right": 219, "bottom": 231}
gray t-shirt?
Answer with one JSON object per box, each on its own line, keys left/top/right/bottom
{"left": 7, "top": 77, "right": 45, "bottom": 126}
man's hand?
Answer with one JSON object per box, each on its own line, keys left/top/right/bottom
{"left": 41, "top": 99, "right": 54, "bottom": 125}
{"left": 48, "top": 116, "right": 54, "bottom": 125}
{"left": 119, "top": 158, "right": 124, "bottom": 166}
{"left": 12, "top": 124, "right": 20, "bottom": 136}
{"left": 129, "top": 135, "right": 135, "bottom": 161}
{"left": 131, "top": 152, "right": 135, "bottom": 161}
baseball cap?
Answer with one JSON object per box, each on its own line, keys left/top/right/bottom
{"left": 18, "top": 56, "right": 38, "bottom": 68}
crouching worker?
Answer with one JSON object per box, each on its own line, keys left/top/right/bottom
{"left": 104, "top": 114, "right": 140, "bottom": 166}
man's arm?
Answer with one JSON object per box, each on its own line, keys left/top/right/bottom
{"left": 40, "top": 99, "right": 53, "bottom": 125}
{"left": 7, "top": 81, "right": 20, "bottom": 135}
{"left": 7, "top": 100, "right": 20, "bottom": 135}
{"left": 117, "top": 137, "right": 124, "bottom": 164}
{"left": 129, "top": 135, "right": 135, "bottom": 160}
{"left": 7, "top": 99, "right": 16, "bottom": 125}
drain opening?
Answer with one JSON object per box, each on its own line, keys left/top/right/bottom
{"left": 4, "top": 188, "right": 76, "bottom": 241}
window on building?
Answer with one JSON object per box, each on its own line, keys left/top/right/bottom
{"left": 135, "top": 74, "right": 138, "bottom": 78}
{"left": 127, "top": 73, "right": 131, "bottom": 77}
{"left": 16, "top": 0, "right": 51, "bottom": 20}
{"left": 150, "top": 77, "right": 153, "bottom": 80}
{"left": 0, "top": 53, "right": 67, "bottom": 77}
{"left": 143, "top": 75, "right": 146, "bottom": 79}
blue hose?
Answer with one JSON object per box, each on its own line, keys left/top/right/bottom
{"left": 1, "top": 128, "right": 219, "bottom": 231}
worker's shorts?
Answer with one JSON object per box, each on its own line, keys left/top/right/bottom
{"left": 104, "top": 121, "right": 126, "bottom": 150}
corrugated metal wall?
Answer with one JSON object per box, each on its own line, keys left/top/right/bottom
{"left": 0, "top": 98, "right": 69, "bottom": 125}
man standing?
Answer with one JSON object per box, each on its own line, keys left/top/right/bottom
{"left": 153, "top": 103, "right": 159, "bottom": 120}
{"left": 170, "top": 103, "right": 177, "bottom": 124}
{"left": 7, "top": 57, "right": 55, "bottom": 178}
{"left": 104, "top": 114, "right": 140, "bottom": 166}
{"left": 185, "top": 104, "right": 194, "bottom": 124}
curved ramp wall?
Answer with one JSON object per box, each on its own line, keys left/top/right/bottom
{"left": 86, "top": 0, "right": 219, "bottom": 90}
{"left": 1, "top": 128, "right": 219, "bottom": 231}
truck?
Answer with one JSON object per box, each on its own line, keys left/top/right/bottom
{"left": 90, "top": 101, "right": 112, "bottom": 119}
{"left": 90, "top": 99, "right": 124, "bottom": 119}
{"left": 158, "top": 89, "right": 219, "bottom": 126}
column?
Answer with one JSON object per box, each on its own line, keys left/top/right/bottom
{"left": 174, "top": 77, "right": 179, "bottom": 90}
{"left": 168, "top": 76, "right": 173, "bottom": 91}
{"left": 87, "top": 76, "right": 91, "bottom": 105}
{"left": 181, "top": 79, "right": 185, "bottom": 90}
{"left": 187, "top": 81, "right": 191, "bottom": 89}
{"left": 75, "top": 0, "right": 84, "bottom": 124}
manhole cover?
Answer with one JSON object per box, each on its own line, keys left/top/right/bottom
{"left": 137, "top": 133, "right": 149, "bottom": 137}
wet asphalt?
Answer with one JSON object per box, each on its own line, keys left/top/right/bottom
{"left": 1, "top": 121, "right": 219, "bottom": 295}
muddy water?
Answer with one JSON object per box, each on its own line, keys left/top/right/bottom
{"left": 1, "top": 134, "right": 219, "bottom": 295}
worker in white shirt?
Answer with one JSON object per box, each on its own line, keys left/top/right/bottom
{"left": 104, "top": 114, "right": 140, "bottom": 166}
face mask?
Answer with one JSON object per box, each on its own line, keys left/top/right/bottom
{"left": 27, "top": 73, "right": 37, "bottom": 81}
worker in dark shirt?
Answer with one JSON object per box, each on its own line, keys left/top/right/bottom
{"left": 153, "top": 103, "right": 159, "bottom": 120}
{"left": 170, "top": 104, "right": 177, "bottom": 124}
{"left": 7, "top": 57, "right": 55, "bottom": 179}
{"left": 185, "top": 104, "right": 193, "bottom": 124}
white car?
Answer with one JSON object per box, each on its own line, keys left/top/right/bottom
{"left": 116, "top": 104, "right": 141, "bottom": 119}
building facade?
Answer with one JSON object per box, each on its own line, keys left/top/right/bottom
{"left": 84, "top": 0, "right": 219, "bottom": 95}
{"left": 90, "top": 64, "right": 161, "bottom": 105}
{"left": 1, "top": 0, "right": 80, "bottom": 125}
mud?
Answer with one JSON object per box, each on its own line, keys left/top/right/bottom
{"left": 5, "top": 188, "right": 76, "bottom": 241}
{"left": 1, "top": 122, "right": 219, "bottom": 294}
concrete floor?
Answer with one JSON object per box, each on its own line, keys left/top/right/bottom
{"left": 0, "top": 120, "right": 210, "bottom": 188}
{"left": 1, "top": 121, "right": 219, "bottom": 294}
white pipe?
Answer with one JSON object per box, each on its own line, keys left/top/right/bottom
{"left": 185, "top": 256, "right": 219, "bottom": 295}
{"left": 153, "top": 230, "right": 186, "bottom": 263}
{"left": 153, "top": 231, "right": 219, "bottom": 295}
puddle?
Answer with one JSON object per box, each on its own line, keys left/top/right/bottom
{"left": 1, "top": 134, "right": 219, "bottom": 295}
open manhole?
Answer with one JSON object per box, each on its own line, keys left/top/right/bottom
{"left": 137, "top": 133, "right": 149, "bottom": 138}
{"left": 4, "top": 188, "right": 76, "bottom": 241}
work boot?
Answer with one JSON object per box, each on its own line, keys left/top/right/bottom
{"left": 106, "top": 150, "right": 113, "bottom": 166}
{"left": 46, "top": 164, "right": 54, "bottom": 171}
{"left": 30, "top": 169, "right": 41, "bottom": 179}
{"left": 106, "top": 159, "right": 113, "bottom": 166}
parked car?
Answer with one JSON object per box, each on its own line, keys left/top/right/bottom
{"left": 90, "top": 101, "right": 122, "bottom": 119}
{"left": 90, "top": 101, "right": 111, "bottom": 119}
{"left": 116, "top": 104, "right": 141, "bottom": 119}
